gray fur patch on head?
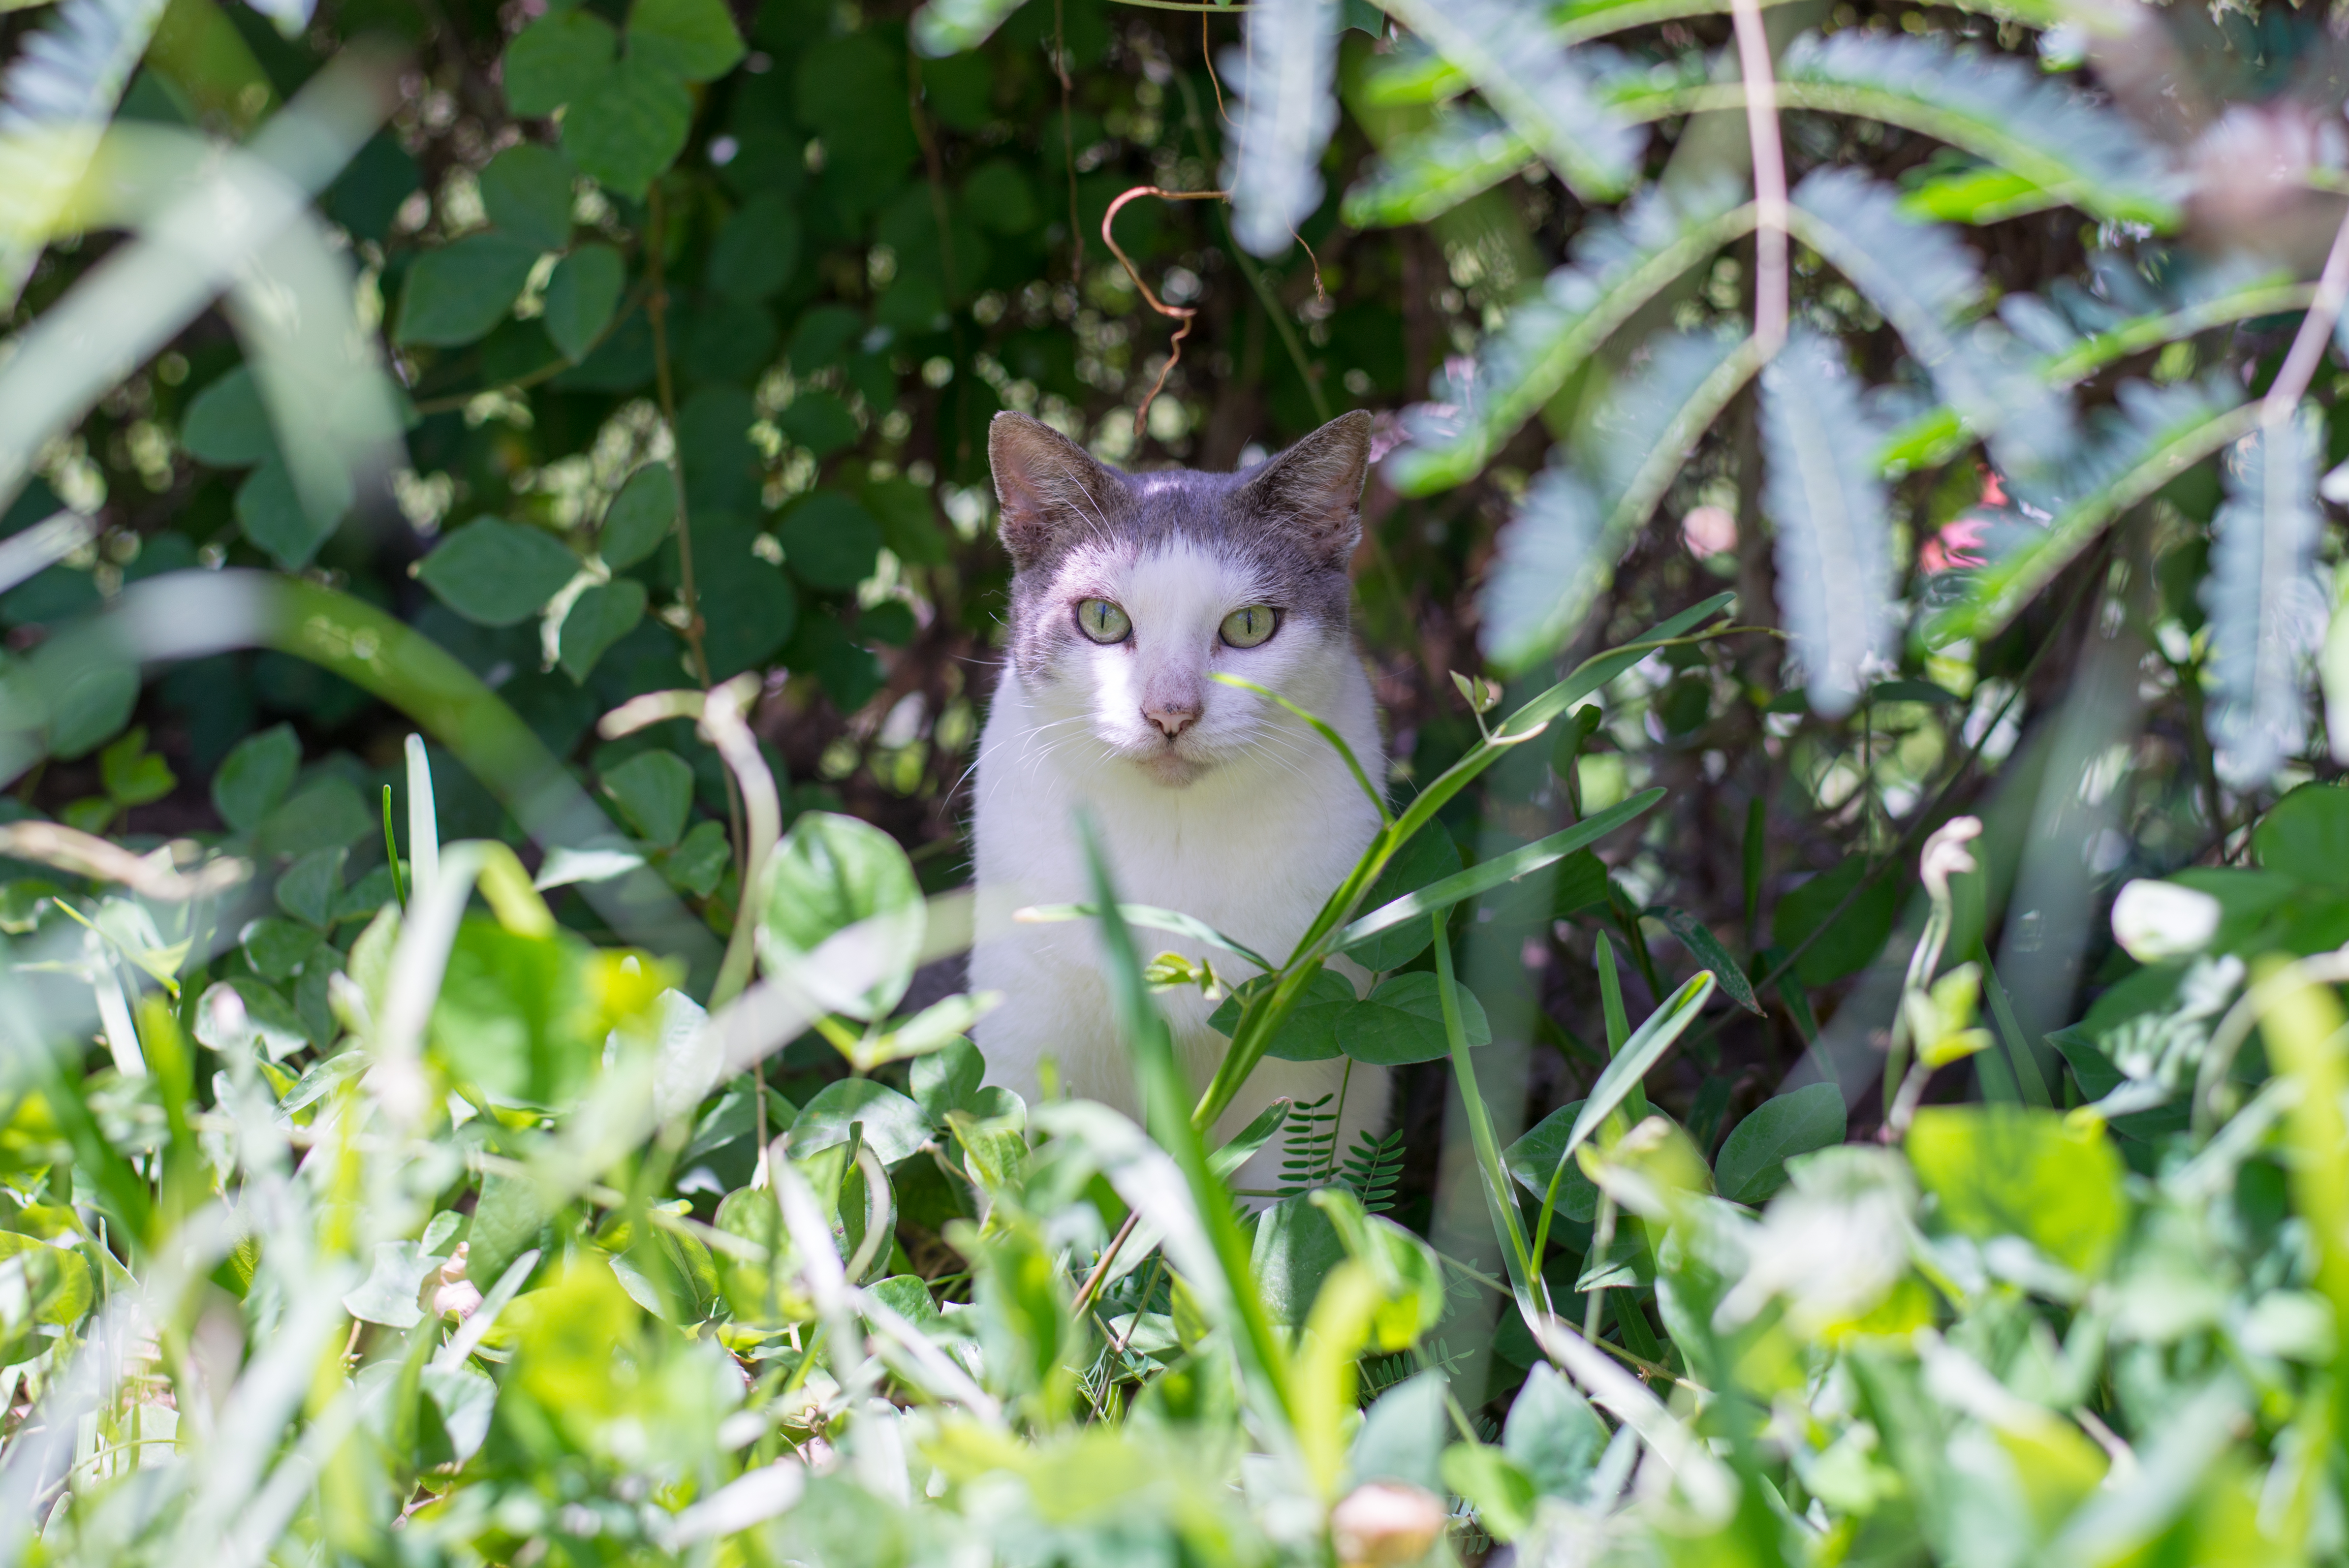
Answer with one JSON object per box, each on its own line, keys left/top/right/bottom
{"left": 989, "top": 410, "right": 1373, "bottom": 682}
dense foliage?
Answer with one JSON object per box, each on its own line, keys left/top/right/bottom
{"left": 6, "top": 0, "right": 2349, "bottom": 1561}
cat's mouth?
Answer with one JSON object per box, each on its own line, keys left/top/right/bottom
{"left": 1131, "top": 734, "right": 1211, "bottom": 786}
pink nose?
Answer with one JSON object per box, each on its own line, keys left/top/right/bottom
{"left": 1144, "top": 702, "right": 1199, "bottom": 738}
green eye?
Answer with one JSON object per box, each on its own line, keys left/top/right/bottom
{"left": 1076, "top": 598, "right": 1131, "bottom": 644}
{"left": 1219, "top": 605, "right": 1279, "bottom": 649}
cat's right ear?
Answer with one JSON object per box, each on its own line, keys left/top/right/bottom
{"left": 989, "top": 412, "right": 1122, "bottom": 569}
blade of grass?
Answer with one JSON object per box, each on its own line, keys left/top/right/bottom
{"left": 1331, "top": 789, "right": 1663, "bottom": 957}
{"left": 1434, "top": 912, "right": 1540, "bottom": 1324}
{"left": 1211, "top": 671, "right": 1392, "bottom": 826}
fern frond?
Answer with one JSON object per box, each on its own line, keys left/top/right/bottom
{"left": 910, "top": 0, "right": 1031, "bottom": 55}
{"left": 1788, "top": 168, "right": 2073, "bottom": 471}
{"left": 1597, "top": 35, "right": 2181, "bottom": 228}
{"left": 1388, "top": 179, "right": 1752, "bottom": 495}
{"left": 1276, "top": 1092, "right": 1339, "bottom": 1196}
{"left": 1930, "top": 376, "right": 2255, "bottom": 644}
{"left": 1336, "top": 1128, "right": 1405, "bottom": 1215}
{"left": 1482, "top": 330, "right": 1758, "bottom": 670}
{"left": 1777, "top": 34, "right": 2181, "bottom": 228}
{"left": 2204, "top": 410, "right": 2326, "bottom": 788}
{"left": 1376, "top": 0, "right": 1642, "bottom": 203}
{"left": 1222, "top": 0, "right": 1339, "bottom": 258}
{"left": 1760, "top": 330, "right": 1896, "bottom": 718}
{"left": 1342, "top": 108, "right": 1533, "bottom": 229}
{"left": 0, "top": 0, "right": 172, "bottom": 309}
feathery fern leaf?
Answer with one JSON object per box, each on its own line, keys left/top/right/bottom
{"left": 0, "top": 0, "right": 172, "bottom": 309}
{"left": 1337, "top": 1128, "right": 1405, "bottom": 1215}
{"left": 1277, "top": 1093, "right": 1340, "bottom": 1195}
{"left": 1598, "top": 34, "right": 2181, "bottom": 227}
{"left": 1387, "top": 178, "right": 1752, "bottom": 495}
{"left": 1376, "top": 0, "right": 1642, "bottom": 202}
{"left": 2203, "top": 410, "right": 2326, "bottom": 788}
{"left": 1223, "top": 0, "right": 1340, "bottom": 258}
{"left": 1788, "top": 168, "right": 2073, "bottom": 471}
{"left": 1929, "top": 376, "right": 2254, "bottom": 644}
{"left": 1342, "top": 109, "right": 1533, "bottom": 229}
{"left": 1482, "top": 466, "right": 1607, "bottom": 675}
{"left": 1761, "top": 331, "right": 1897, "bottom": 718}
{"left": 1483, "top": 332, "right": 1757, "bottom": 669}
{"left": 1777, "top": 34, "right": 2181, "bottom": 228}
{"left": 910, "top": 0, "right": 1031, "bottom": 55}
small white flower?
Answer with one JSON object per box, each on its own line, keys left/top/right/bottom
{"left": 2110, "top": 879, "right": 2221, "bottom": 963}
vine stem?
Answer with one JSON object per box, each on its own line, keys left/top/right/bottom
{"left": 1103, "top": 185, "right": 1227, "bottom": 437}
{"left": 2262, "top": 206, "right": 2349, "bottom": 427}
{"left": 1729, "top": 0, "right": 1787, "bottom": 357}
{"left": 645, "top": 180, "right": 746, "bottom": 879}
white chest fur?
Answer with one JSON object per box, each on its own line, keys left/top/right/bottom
{"left": 969, "top": 663, "right": 1393, "bottom": 1183}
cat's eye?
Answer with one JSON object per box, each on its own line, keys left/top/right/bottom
{"left": 1075, "top": 598, "right": 1131, "bottom": 644}
{"left": 1220, "top": 605, "right": 1279, "bottom": 649}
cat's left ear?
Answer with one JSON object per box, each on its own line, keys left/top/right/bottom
{"left": 1241, "top": 410, "right": 1374, "bottom": 567}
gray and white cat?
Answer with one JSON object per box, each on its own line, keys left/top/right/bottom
{"left": 970, "top": 409, "right": 1391, "bottom": 1191}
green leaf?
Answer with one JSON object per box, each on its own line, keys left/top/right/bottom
{"left": 789, "top": 1077, "right": 929, "bottom": 1165}
{"left": 1336, "top": 972, "right": 1493, "bottom": 1066}
{"left": 910, "top": 0, "right": 1030, "bottom": 56}
{"left": 1503, "top": 1362, "right": 1610, "bottom": 1501}
{"left": 777, "top": 388, "right": 862, "bottom": 457}
{"left": 428, "top": 918, "right": 605, "bottom": 1107}
{"left": 274, "top": 846, "right": 346, "bottom": 929}
{"left": 180, "top": 366, "right": 274, "bottom": 467}
{"left": 394, "top": 231, "right": 541, "bottom": 347}
{"left": 342, "top": 1237, "right": 441, "bottom": 1328}
{"left": 1771, "top": 856, "right": 1900, "bottom": 986}
{"left": 1907, "top": 1103, "right": 2127, "bottom": 1280}
{"left": 1206, "top": 968, "right": 1357, "bottom": 1062}
{"left": 1387, "top": 181, "right": 1750, "bottom": 495}
{"left": 97, "top": 725, "right": 172, "bottom": 807}
{"left": 561, "top": 57, "right": 692, "bottom": 201}
{"left": 1343, "top": 108, "right": 1533, "bottom": 229}
{"left": 1376, "top": 0, "right": 1640, "bottom": 203}
{"left": 1760, "top": 330, "right": 1896, "bottom": 718}
{"left": 415, "top": 519, "right": 579, "bottom": 627}
{"left": 1345, "top": 825, "right": 1461, "bottom": 971}
{"left": 1335, "top": 791, "right": 1665, "bottom": 959}
{"left": 1249, "top": 1191, "right": 1347, "bottom": 1326}
{"left": 1563, "top": 972, "right": 1713, "bottom": 1159}
{"left": 478, "top": 142, "right": 575, "bottom": 253}
{"left": 1649, "top": 906, "right": 1759, "bottom": 1014}
{"left": 777, "top": 490, "right": 883, "bottom": 593}
{"left": 659, "top": 817, "right": 731, "bottom": 897}
{"left": 1714, "top": 1081, "right": 1846, "bottom": 1203}
{"left": 242, "top": 916, "right": 326, "bottom": 983}
{"left": 503, "top": 9, "right": 617, "bottom": 116}
{"left": 36, "top": 654, "right": 136, "bottom": 761}
{"left": 236, "top": 459, "right": 339, "bottom": 570}
{"left": 212, "top": 722, "right": 299, "bottom": 833}
{"left": 696, "top": 556, "right": 798, "bottom": 681}
{"left": 602, "top": 750, "right": 693, "bottom": 848}
{"left": 1442, "top": 1443, "right": 1538, "bottom": 1541}
{"left": 2253, "top": 782, "right": 2349, "bottom": 888}
{"left": 910, "top": 1035, "right": 987, "bottom": 1123}
{"left": 258, "top": 781, "right": 374, "bottom": 860}
{"left": 706, "top": 191, "right": 803, "bottom": 302}
{"left": 1351, "top": 1370, "right": 1449, "bottom": 1492}
{"left": 755, "top": 811, "right": 923, "bottom": 1021}
{"left": 557, "top": 578, "right": 647, "bottom": 683}
{"left": 541, "top": 243, "right": 625, "bottom": 363}
{"left": 599, "top": 462, "right": 677, "bottom": 569}
{"left": 1503, "top": 1098, "right": 1602, "bottom": 1223}
{"left": 627, "top": 0, "right": 744, "bottom": 81}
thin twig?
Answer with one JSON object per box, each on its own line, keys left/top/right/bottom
{"left": 1, "top": 825, "right": 248, "bottom": 900}
{"left": 2261, "top": 206, "right": 2349, "bottom": 427}
{"left": 1071, "top": 1210, "right": 1143, "bottom": 1315}
{"left": 1103, "top": 185, "right": 1228, "bottom": 437}
{"left": 1055, "top": 0, "right": 1082, "bottom": 289}
{"left": 1729, "top": 0, "right": 1787, "bottom": 356}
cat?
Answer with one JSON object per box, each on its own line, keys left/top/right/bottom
{"left": 969, "top": 408, "right": 1391, "bottom": 1196}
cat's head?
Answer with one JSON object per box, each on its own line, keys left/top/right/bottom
{"left": 988, "top": 410, "right": 1373, "bottom": 788}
